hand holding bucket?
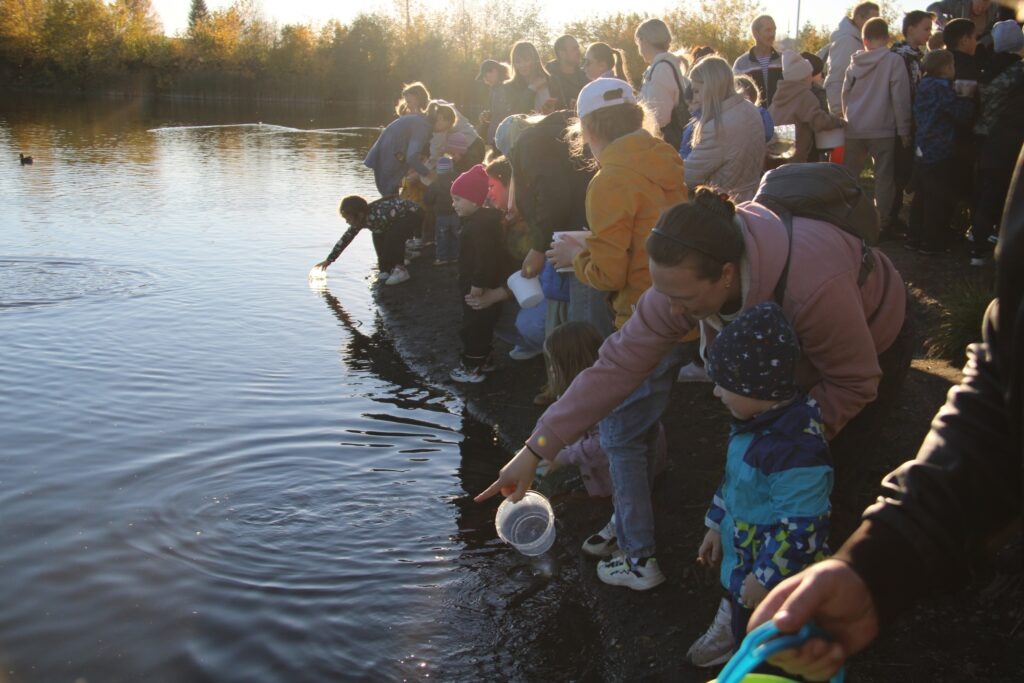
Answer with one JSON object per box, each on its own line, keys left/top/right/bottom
{"left": 495, "top": 490, "right": 555, "bottom": 556}
{"left": 506, "top": 271, "right": 544, "bottom": 308}
{"left": 709, "top": 622, "right": 846, "bottom": 683}
{"left": 549, "top": 230, "right": 590, "bottom": 272}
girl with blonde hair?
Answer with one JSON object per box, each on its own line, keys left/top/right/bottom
{"left": 684, "top": 56, "right": 767, "bottom": 201}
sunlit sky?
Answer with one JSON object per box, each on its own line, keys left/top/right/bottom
{"left": 152, "top": 0, "right": 924, "bottom": 38}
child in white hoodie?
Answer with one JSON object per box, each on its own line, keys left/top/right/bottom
{"left": 841, "top": 17, "right": 912, "bottom": 235}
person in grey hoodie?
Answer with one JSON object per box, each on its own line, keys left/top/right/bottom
{"left": 842, "top": 17, "right": 913, "bottom": 234}
{"left": 823, "top": 2, "right": 881, "bottom": 113}
{"left": 363, "top": 114, "right": 432, "bottom": 198}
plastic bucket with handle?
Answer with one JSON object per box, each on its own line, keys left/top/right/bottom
{"left": 709, "top": 622, "right": 846, "bottom": 683}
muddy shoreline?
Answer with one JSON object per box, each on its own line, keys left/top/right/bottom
{"left": 372, "top": 243, "right": 1022, "bottom": 681}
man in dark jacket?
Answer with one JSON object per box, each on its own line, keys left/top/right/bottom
{"left": 747, "top": 147, "right": 1024, "bottom": 681}
{"left": 545, "top": 35, "right": 589, "bottom": 111}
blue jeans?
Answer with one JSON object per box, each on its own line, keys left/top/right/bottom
{"left": 600, "top": 343, "right": 686, "bottom": 558}
{"left": 568, "top": 278, "right": 615, "bottom": 339}
{"left": 494, "top": 298, "right": 546, "bottom": 352}
{"left": 434, "top": 214, "right": 459, "bottom": 262}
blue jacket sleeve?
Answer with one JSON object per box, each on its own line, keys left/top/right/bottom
{"left": 705, "top": 482, "right": 727, "bottom": 531}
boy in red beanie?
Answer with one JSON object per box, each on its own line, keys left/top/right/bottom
{"left": 450, "top": 164, "right": 508, "bottom": 383}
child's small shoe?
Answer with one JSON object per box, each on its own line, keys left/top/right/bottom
{"left": 449, "top": 364, "right": 487, "bottom": 384}
{"left": 687, "top": 597, "right": 736, "bottom": 667}
{"left": 596, "top": 552, "right": 665, "bottom": 591}
{"left": 385, "top": 266, "right": 410, "bottom": 285}
{"left": 509, "top": 345, "right": 542, "bottom": 361}
{"left": 581, "top": 514, "right": 617, "bottom": 558}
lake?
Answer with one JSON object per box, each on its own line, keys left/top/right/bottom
{"left": 0, "top": 96, "right": 543, "bottom": 681}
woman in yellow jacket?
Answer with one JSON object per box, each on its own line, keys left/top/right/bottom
{"left": 545, "top": 78, "right": 689, "bottom": 590}
{"left": 548, "top": 77, "right": 688, "bottom": 329}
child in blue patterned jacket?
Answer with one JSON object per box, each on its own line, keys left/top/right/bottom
{"left": 686, "top": 302, "right": 833, "bottom": 668}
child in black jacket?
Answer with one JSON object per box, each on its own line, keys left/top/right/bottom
{"left": 449, "top": 164, "right": 507, "bottom": 383}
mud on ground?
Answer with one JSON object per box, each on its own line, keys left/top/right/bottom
{"left": 373, "top": 241, "right": 1022, "bottom": 682}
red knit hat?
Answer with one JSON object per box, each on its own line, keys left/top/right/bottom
{"left": 451, "top": 164, "right": 489, "bottom": 206}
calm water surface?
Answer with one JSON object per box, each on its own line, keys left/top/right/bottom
{"left": 0, "top": 97, "right": 534, "bottom": 681}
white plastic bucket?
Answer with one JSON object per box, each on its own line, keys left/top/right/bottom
{"left": 815, "top": 127, "right": 845, "bottom": 150}
{"left": 551, "top": 230, "right": 591, "bottom": 273}
{"left": 495, "top": 491, "right": 556, "bottom": 556}
{"left": 506, "top": 271, "right": 544, "bottom": 308}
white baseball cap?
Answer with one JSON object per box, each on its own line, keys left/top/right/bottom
{"left": 576, "top": 77, "right": 637, "bottom": 119}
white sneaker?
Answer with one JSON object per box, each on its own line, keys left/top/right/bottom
{"left": 687, "top": 597, "right": 736, "bottom": 667}
{"left": 581, "top": 514, "right": 617, "bottom": 558}
{"left": 385, "top": 266, "right": 410, "bottom": 285}
{"left": 508, "top": 345, "right": 543, "bottom": 361}
{"left": 449, "top": 364, "right": 486, "bottom": 383}
{"left": 596, "top": 552, "right": 665, "bottom": 591}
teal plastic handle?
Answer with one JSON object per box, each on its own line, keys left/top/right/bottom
{"left": 717, "top": 621, "right": 846, "bottom": 683}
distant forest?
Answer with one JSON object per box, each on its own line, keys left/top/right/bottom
{"left": 0, "top": 0, "right": 832, "bottom": 111}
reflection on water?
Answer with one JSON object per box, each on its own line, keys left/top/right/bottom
{"left": 0, "top": 95, "right": 550, "bottom": 681}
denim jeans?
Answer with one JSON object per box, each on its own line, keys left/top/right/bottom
{"left": 568, "top": 278, "right": 615, "bottom": 339}
{"left": 600, "top": 342, "right": 686, "bottom": 558}
{"left": 434, "top": 214, "right": 459, "bottom": 262}
{"left": 494, "top": 297, "right": 546, "bottom": 352}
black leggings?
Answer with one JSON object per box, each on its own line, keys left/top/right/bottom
{"left": 371, "top": 211, "right": 421, "bottom": 272}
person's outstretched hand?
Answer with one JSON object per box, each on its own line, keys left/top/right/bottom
{"left": 474, "top": 447, "right": 540, "bottom": 503}
{"left": 313, "top": 260, "right": 330, "bottom": 272}
{"left": 748, "top": 559, "right": 880, "bottom": 681}
{"left": 521, "top": 249, "right": 546, "bottom": 278}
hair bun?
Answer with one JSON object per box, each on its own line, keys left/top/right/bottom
{"left": 692, "top": 186, "right": 736, "bottom": 220}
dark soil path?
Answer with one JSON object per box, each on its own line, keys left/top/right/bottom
{"left": 373, "top": 239, "right": 1022, "bottom": 681}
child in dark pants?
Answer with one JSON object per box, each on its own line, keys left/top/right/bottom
{"left": 688, "top": 303, "right": 832, "bottom": 668}
{"left": 313, "top": 195, "right": 422, "bottom": 285}
{"left": 450, "top": 164, "right": 507, "bottom": 384}
{"left": 906, "top": 49, "right": 976, "bottom": 255}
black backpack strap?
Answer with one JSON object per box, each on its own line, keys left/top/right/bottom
{"left": 773, "top": 208, "right": 794, "bottom": 305}
{"left": 857, "top": 241, "right": 876, "bottom": 287}
{"left": 654, "top": 60, "right": 685, "bottom": 105}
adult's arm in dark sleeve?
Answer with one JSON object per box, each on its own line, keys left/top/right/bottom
{"left": 528, "top": 171, "right": 574, "bottom": 252}
{"left": 835, "top": 301, "right": 1020, "bottom": 625}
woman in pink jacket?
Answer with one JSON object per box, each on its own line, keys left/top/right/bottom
{"left": 477, "top": 188, "right": 911, "bottom": 588}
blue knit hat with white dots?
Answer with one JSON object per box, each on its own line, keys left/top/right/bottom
{"left": 706, "top": 302, "right": 800, "bottom": 401}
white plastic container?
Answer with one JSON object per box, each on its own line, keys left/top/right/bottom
{"left": 495, "top": 491, "right": 556, "bottom": 556}
{"left": 506, "top": 271, "right": 544, "bottom": 308}
{"left": 551, "top": 230, "right": 591, "bottom": 273}
{"left": 815, "top": 127, "right": 845, "bottom": 150}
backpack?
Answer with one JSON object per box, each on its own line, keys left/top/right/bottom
{"left": 648, "top": 60, "right": 691, "bottom": 150}
{"left": 752, "top": 163, "right": 880, "bottom": 303}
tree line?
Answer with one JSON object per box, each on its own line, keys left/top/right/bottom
{"left": 0, "top": 0, "right": 831, "bottom": 111}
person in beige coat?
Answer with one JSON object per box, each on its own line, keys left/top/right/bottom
{"left": 684, "top": 56, "right": 767, "bottom": 202}
{"left": 770, "top": 51, "right": 847, "bottom": 163}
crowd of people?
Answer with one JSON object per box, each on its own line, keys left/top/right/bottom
{"left": 315, "top": 2, "right": 1023, "bottom": 676}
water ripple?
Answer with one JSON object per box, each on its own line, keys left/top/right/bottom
{"left": 0, "top": 256, "right": 153, "bottom": 309}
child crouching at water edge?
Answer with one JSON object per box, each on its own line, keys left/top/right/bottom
{"left": 450, "top": 164, "right": 508, "bottom": 384}
{"left": 313, "top": 195, "right": 422, "bottom": 286}
{"left": 688, "top": 302, "right": 832, "bottom": 668}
